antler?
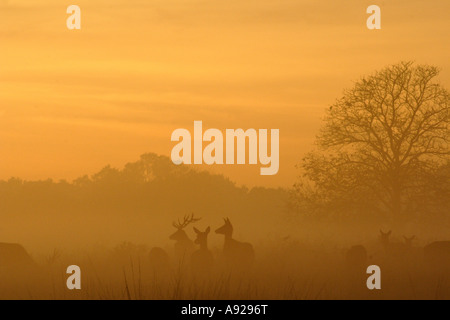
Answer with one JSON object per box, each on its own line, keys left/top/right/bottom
{"left": 173, "top": 213, "right": 201, "bottom": 229}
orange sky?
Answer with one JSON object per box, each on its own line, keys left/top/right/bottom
{"left": 0, "top": 0, "right": 449, "bottom": 187}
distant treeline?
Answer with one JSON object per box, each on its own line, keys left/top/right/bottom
{"left": 0, "top": 153, "right": 290, "bottom": 246}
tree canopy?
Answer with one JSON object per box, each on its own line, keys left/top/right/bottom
{"left": 295, "top": 62, "right": 450, "bottom": 225}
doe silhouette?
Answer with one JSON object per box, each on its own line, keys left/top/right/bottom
{"left": 215, "top": 218, "right": 254, "bottom": 270}
{"left": 191, "top": 226, "right": 214, "bottom": 278}
{"left": 0, "top": 242, "right": 35, "bottom": 270}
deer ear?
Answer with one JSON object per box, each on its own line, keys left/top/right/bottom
{"left": 206, "top": 226, "right": 210, "bottom": 234}
{"left": 193, "top": 227, "right": 200, "bottom": 234}
{"left": 380, "top": 230, "right": 384, "bottom": 235}
{"left": 387, "top": 230, "right": 392, "bottom": 236}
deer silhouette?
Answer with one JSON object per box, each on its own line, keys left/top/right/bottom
{"left": 215, "top": 218, "right": 254, "bottom": 269}
{"left": 403, "top": 235, "right": 416, "bottom": 248}
{"left": 0, "top": 242, "right": 35, "bottom": 270}
{"left": 379, "top": 230, "right": 392, "bottom": 249}
{"left": 424, "top": 241, "right": 450, "bottom": 266}
{"left": 379, "top": 230, "right": 411, "bottom": 258}
{"left": 170, "top": 213, "right": 200, "bottom": 264}
{"left": 148, "top": 247, "right": 170, "bottom": 274}
{"left": 191, "top": 226, "right": 214, "bottom": 277}
{"left": 344, "top": 244, "right": 368, "bottom": 291}
{"left": 345, "top": 245, "right": 367, "bottom": 270}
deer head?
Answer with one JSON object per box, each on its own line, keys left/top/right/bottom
{"left": 403, "top": 235, "right": 416, "bottom": 248}
{"left": 193, "top": 226, "right": 210, "bottom": 248}
{"left": 379, "top": 229, "right": 392, "bottom": 246}
{"left": 215, "top": 218, "right": 233, "bottom": 237}
{"left": 170, "top": 213, "right": 201, "bottom": 241}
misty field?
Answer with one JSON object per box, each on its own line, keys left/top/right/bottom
{"left": 0, "top": 61, "right": 448, "bottom": 300}
{"left": 1, "top": 237, "right": 449, "bottom": 300}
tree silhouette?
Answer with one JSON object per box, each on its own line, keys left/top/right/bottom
{"left": 296, "top": 62, "right": 449, "bottom": 224}
{"left": 0, "top": 152, "right": 291, "bottom": 246}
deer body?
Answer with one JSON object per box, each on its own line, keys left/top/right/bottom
{"left": 170, "top": 231, "right": 194, "bottom": 261}
{"left": 216, "top": 218, "right": 254, "bottom": 269}
{"left": 0, "top": 243, "right": 35, "bottom": 269}
{"left": 345, "top": 245, "right": 367, "bottom": 269}
{"left": 191, "top": 227, "right": 213, "bottom": 276}
{"left": 149, "top": 247, "right": 170, "bottom": 272}
{"left": 424, "top": 241, "right": 450, "bottom": 265}
{"left": 223, "top": 237, "right": 254, "bottom": 262}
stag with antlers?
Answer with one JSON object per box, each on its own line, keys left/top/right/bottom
{"left": 170, "top": 213, "right": 201, "bottom": 264}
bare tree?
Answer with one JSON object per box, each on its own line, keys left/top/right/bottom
{"left": 297, "top": 62, "right": 449, "bottom": 224}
